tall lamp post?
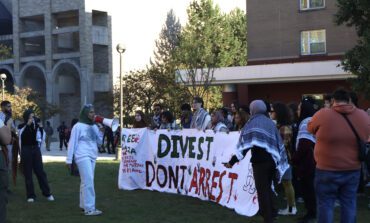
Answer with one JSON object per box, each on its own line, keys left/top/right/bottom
{"left": 0, "top": 73, "right": 7, "bottom": 101}
{"left": 116, "top": 44, "right": 126, "bottom": 161}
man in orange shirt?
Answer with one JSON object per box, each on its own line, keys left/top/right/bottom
{"left": 308, "top": 89, "right": 370, "bottom": 223}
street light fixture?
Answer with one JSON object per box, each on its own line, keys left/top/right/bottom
{"left": 0, "top": 73, "right": 7, "bottom": 101}
{"left": 116, "top": 44, "right": 126, "bottom": 161}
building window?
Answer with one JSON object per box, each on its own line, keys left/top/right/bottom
{"left": 300, "top": 0, "right": 325, "bottom": 10}
{"left": 301, "top": 29, "right": 326, "bottom": 55}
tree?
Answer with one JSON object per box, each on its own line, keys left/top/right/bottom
{"left": 150, "top": 9, "right": 191, "bottom": 116}
{"left": 0, "top": 44, "right": 12, "bottom": 60}
{"left": 4, "top": 87, "right": 59, "bottom": 121}
{"left": 175, "top": 0, "right": 247, "bottom": 101}
{"left": 335, "top": 0, "right": 370, "bottom": 99}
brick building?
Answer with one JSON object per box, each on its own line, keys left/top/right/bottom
{"left": 217, "top": 0, "right": 368, "bottom": 109}
{"left": 0, "top": 0, "right": 113, "bottom": 125}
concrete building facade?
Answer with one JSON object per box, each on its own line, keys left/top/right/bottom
{"left": 0, "top": 0, "right": 113, "bottom": 125}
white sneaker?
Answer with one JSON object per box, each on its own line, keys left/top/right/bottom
{"left": 85, "top": 209, "right": 102, "bottom": 216}
{"left": 278, "top": 206, "right": 297, "bottom": 215}
{"left": 46, "top": 195, "right": 55, "bottom": 201}
{"left": 27, "top": 198, "right": 35, "bottom": 203}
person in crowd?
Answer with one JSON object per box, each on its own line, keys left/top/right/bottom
{"left": 231, "top": 110, "right": 247, "bottom": 131}
{"left": 291, "top": 99, "right": 317, "bottom": 223}
{"left": 220, "top": 107, "right": 233, "bottom": 130}
{"left": 323, "top": 94, "right": 333, "bottom": 108}
{"left": 159, "top": 111, "right": 178, "bottom": 130}
{"left": 207, "top": 110, "right": 228, "bottom": 132}
{"left": 190, "top": 97, "right": 211, "bottom": 131}
{"left": 0, "top": 112, "right": 12, "bottom": 222}
{"left": 230, "top": 101, "right": 239, "bottom": 124}
{"left": 308, "top": 89, "right": 370, "bottom": 223}
{"left": 66, "top": 104, "right": 104, "bottom": 216}
{"left": 150, "top": 103, "right": 162, "bottom": 129}
{"left": 18, "top": 109, "right": 54, "bottom": 203}
{"left": 103, "top": 127, "right": 115, "bottom": 154}
{"left": 57, "top": 121, "right": 68, "bottom": 151}
{"left": 0, "top": 101, "right": 16, "bottom": 169}
{"left": 287, "top": 102, "right": 303, "bottom": 204}
{"left": 270, "top": 102, "right": 297, "bottom": 216}
{"left": 224, "top": 100, "right": 289, "bottom": 223}
{"left": 180, "top": 103, "right": 192, "bottom": 129}
{"left": 44, "top": 121, "right": 53, "bottom": 151}
{"left": 239, "top": 105, "right": 250, "bottom": 115}
{"left": 133, "top": 110, "right": 147, "bottom": 128}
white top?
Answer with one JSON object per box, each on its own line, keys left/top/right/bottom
{"left": 66, "top": 123, "right": 103, "bottom": 164}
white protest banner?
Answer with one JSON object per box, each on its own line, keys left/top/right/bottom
{"left": 118, "top": 128, "right": 258, "bottom": 217}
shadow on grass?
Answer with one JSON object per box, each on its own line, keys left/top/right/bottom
{"left": 7, "top": 161, "right": 370, "bottom": 223}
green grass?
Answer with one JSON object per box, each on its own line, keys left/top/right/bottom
{"left": 7, "top": 161, "right": 370, "bottom": 223}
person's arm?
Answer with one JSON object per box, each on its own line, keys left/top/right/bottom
{"left": 307, "top": 111, "right": 321, "bottom": 135}
{"left": 0, "top": 121, "right": 11, "bottom": 145}
{"left": 66, "top": 126, "right": 79, "bottom": 164}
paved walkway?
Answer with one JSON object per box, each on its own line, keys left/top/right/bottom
{"left": 41, "top": 142, "right": 116, "bottom": 162}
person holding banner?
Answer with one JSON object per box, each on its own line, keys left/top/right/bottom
{"left": 207, "top": 110, "right": 228, "bottom": 132}
{"left": 190, "top": 96, "right": 211, "bottom": 131}
{"left": 66, "top": 104, "right": 104, "bottom": 216}
{"left": 224, "top": 100, "right": 289, "bottom": 223}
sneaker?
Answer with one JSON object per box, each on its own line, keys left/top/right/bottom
{"left": 46, "top": 195, "right": 55, "bottom": 201}
{"left": 278, "top": 206, "right": 297, "bottom": 215}
{"left": 27, "top": 198, "right": 35, "bottom": 203}
{"left": 85, "top": 209, "right": 102, "bottom": 216}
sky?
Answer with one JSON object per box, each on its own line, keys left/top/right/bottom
{"left": 88, "top": 0, "right": 246, "bottom": 81}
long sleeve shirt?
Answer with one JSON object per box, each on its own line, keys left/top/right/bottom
{"left": 66, "top": 123, "right": 103, "bottom": 164}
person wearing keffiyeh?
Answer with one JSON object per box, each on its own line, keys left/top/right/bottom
{"left": 225, "top": 100, "right": 288, "bottom": 223}
{"left": 190, "top": 97, "right": 211, "bottom": 131}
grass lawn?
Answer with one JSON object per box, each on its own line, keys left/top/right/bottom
{"left": 7, "top": 161, "right": 370, "bottom": 223}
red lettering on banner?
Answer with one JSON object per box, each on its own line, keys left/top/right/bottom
{"left": 209, "top": 170, "right": 220, "bottom": 201}
{"left": 189, "top": 167, "right": 199, "bottom": 194}
{"left": 227, "top": 172, "right": 238, "bottom": 203}
{"left": 198, "top": 167, "right": 206, "bottom": 196}
{"left": 216, "top": 171, "right": 227, "bottom": 203}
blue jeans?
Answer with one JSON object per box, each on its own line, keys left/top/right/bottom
{"left": 315, "top": 169, "right": 360, "bottom": 223}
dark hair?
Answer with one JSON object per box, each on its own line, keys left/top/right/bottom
{"left": 161, "top": 110, "right": 174, "bottom": 123}
{"left": 333, "top": 89, "right": 350, "bottom": 103}
{"left": 193, "top": 96, "right": 204, "bottom": 108}
{"left": 272, "top": 102, "right": 292, "bottom": 126}
{"left": 288, "top": 102, "right": 299, "bottom": 123}
{"left": 181, "top": 103, "right": 191, "bottom": 111}
{"left": 239, "top": 105, "right": 250, "bottom": 115}
{"left": 46, "top": 121, "right": 50, "bottom": 126}
{"left": 231, "top": 101, "right": 239, "bottom": 108}
{"left": 349, "top": 91, "right": 358, "bottom": 107}
{"left": 262, "top": 100, "right": 271, "bottom": 117}
{"left": 0, "top": 101, "right": 10, "bottom": 107}
{"left": 299, "top": 100, "right": 316, "bottom": 124}
{"left": 324, "top": 94, "right": 333, "bottom": 101}
{"left": 234, "top": 110, "right": 247, "bottom": 130}
{"left": 153, "top": 103, "right": 162, "bottom": 109}
{"left": 220, "top": 107, "right": 229, "bottom": 118}
{"left": 133, "top": 110, "right": 147, "bottom": 128}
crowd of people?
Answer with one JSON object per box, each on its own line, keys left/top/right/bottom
{"left": 0, "top": 87, "right": 369, "bottom": 222}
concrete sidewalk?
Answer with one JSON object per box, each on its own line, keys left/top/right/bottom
{"left": 41, "top": 142, "right": 116, "bottom": 162}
